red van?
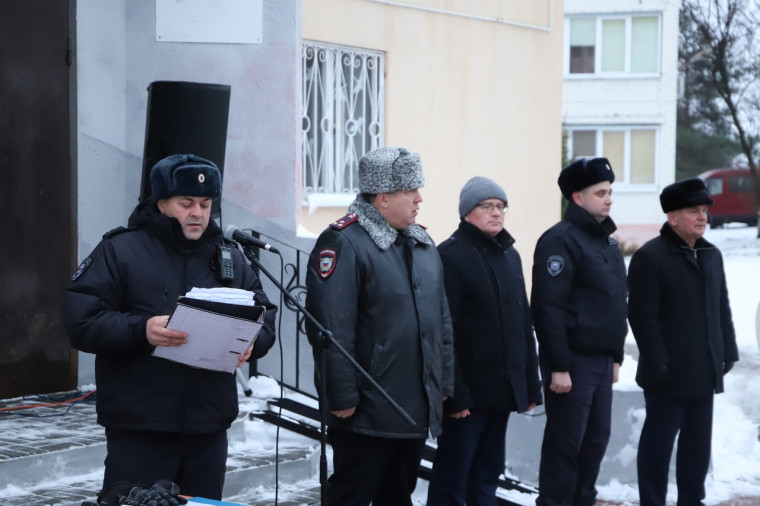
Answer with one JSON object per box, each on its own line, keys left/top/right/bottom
{"left": 698, "top": 168, "right": 758, "bottom": 227}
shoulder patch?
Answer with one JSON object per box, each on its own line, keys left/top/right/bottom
{"left": 330, "top": 213, "right": 358, "bottom": 230}
{"left": 317, "top": 249, "right": 337, "bottom": 279}
{"left": 72, "top": 257, "right": 93, "bottom": 281}
{"left": 102, "top": 226, "right": 135, "bottom": 239}
{"left": 547, "top": 255, "right": 565, "bottom": 277}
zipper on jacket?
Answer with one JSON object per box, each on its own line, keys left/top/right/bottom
{"left": 679, "top": 245, "right": 698, "bottom": 259}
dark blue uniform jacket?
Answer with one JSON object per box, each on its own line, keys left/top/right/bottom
{"left": 63, "top": 201, "right": 277, "bottom": 434}
{"left": 531, "top": 202, "right": 628, "bottom": 373}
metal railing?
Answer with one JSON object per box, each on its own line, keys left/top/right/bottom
{"left": 245, "top": 230, "right": 317, "bottom": 399}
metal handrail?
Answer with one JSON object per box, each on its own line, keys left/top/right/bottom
{"left": 244, "top": 230, "right": 316, "bottom": 398}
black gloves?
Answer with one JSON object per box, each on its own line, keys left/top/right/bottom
{"left": 724, "top": 360, "right": 735, "bottom": 374}
{"left": 95, "top": 481, "right": 132, "bottom": 505}
{"left": 94, "top": 480, "right": 187, "bottom": 506}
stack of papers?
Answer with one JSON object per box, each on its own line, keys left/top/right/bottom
{"left": 184, "top": 287, "right": 256, "bottom": 306}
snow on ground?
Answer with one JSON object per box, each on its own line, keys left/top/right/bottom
{"left": 598, "top": 224, "right": 760, "bottom": 505}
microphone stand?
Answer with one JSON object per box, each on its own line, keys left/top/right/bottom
{"left": 239, "top": 244, "right": 416, "bottom": 504}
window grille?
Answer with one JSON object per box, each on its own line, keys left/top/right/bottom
{"left": 302, "top": 42, "right": 385, "bottom": 196}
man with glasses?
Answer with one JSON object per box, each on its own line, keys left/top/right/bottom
{"left": 531, "top": 158, "right": 628, "bottom": 506}
{"left": 428, "top": 176, "right": 542, "bottom": 505}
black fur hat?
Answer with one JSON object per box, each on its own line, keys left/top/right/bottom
{"left": 558, "top": 157, "right": 615, "bottom": 200}
{"left": 149, "top": 153, "right": 221, "bottom": 201}
{"left": 659, "top": 178, "right": 714, "bottom": 212}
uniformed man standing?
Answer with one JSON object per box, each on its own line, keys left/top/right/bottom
{"left": 63, "top": 154, "right": 277, "bottom": 501}
{"left": 530, "top": 157, "right": 628, "bottom": 506}
{"left": 305, "top": 146, "right": 455, "bottom": 506}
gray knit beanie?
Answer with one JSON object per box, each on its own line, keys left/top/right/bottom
{"left": 358, "top": 146, "right": 425, "bottom": 194}
{"left": 459, "top": 176, "right": 508, "bottom": 218}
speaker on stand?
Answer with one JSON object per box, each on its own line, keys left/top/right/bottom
{"left": 140, "top": 81, "right": 231, "bottom": 219}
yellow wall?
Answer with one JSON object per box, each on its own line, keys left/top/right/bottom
{"left": 301, "top": 0, "right": 564, "bottom": 275}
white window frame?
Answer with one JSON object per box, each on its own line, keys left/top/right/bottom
{"left": 566, "top": 126, "right": 660, "bottom": 189}
{"left": 301, "top": 41, "right": 385, "bottom": 209}
{"left": 564, "top": 14, "right": 661, "bottom": 79}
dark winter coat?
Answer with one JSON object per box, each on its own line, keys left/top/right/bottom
{"left": 628, "top": 223, "right": 738, "bottom": 396}
{"left": 531, "top": 201, "right": 628, "bottom": 372}
{"left": 437, "top": 221, "right": 542, "bottom": 415}
{"left": 305, "top": 198, "right": 455, "bottom": 439}
{"left": 62, "top": 201, "right": 277, "bottom": 434}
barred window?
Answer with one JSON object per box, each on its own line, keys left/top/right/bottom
{"left": 302, "top": 42, "right": 385, "bottom": 196}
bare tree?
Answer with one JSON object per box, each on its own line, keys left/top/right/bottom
{"left": 681, "top": 0, "right": 760, "bottom": 232}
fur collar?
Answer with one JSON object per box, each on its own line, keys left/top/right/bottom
{"left": 348, "top": 196, "right": 433, "bottom": 251}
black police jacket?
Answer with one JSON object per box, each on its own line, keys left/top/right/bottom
{"left": 437, "top": 221, "right": 542, "bottom": 415}
{"left": 305, "top": 208, "right": 454, "bottom": 439}
{"left": 628, "top": 223, "right": 739, "bottom": 395}
{"left": 531, "top": 202, "right": 628, "bottom": 373}
{"left": 62, "top": 201, "right": 277, "bottom": 434}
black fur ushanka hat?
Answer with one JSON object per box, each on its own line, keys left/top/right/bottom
{"left": 660, "top": 178, "right": 714, "bottom": 212}
{"left": 558, "top": 157, "right": 615, "bottom": 200}
{"left": 150, "top": 153, "right": 221, "bottom": 201}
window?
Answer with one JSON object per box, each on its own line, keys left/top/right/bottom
{"left": 566, "top": 127, "right": 658, "bottom": 185}
{"left": 567, "top": 15, "right": 660, "bottom": 76}
{"left": 302, "top": 42, "right": 385, "bottom": 196}
{"left": 706, "top": 178, "right": 723, "bottom": 196}
{"left": 729, "top": 176, "right": 754, "bottom": 194}
{"left": 569, "top": 18, "right": 595, "bottom": 73}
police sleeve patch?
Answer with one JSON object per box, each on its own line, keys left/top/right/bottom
{"left": 72, "top": 257, "right": 93, "bottom": 281}
{"left": 547, "top": 255, "right": 564, "bottom": 277}
{"left": 318, "top": 249, "right": 337, "bottom": 279}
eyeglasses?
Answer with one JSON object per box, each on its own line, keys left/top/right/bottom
{"left": 476, "top": 202, "right": 508, "bottom": 214}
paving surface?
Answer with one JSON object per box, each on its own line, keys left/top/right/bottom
{"left": 0, "top": 390, "right": 322, "bottom": 506}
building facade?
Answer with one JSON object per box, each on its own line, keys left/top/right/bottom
{"left": 563, "top": 0, "right": 679, "bottom": 244}
{"left": 300, "top": 0, "right": 565, "bottom": 251}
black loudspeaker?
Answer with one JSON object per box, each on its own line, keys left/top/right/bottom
{"left": 140, "top": 81, "right": 231, "bottom": 219}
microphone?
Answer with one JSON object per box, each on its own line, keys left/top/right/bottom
{"left": 224, "top": 225, "right": 280, "bottom": 254}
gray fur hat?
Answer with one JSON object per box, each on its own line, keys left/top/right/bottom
{"left": 358, "top": 146, "right": 425, "bottom": 194}
{"left": 150, "top": 153, "right": 221, "bottom": 201}
{"left": 459, "top": 176, "right": 507, "bottom": 218}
